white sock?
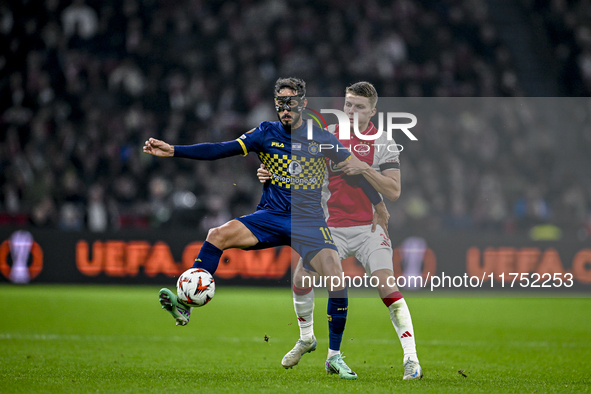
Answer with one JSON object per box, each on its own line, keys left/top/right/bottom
{"left": 388, "top": 298, "right": 419, "bottom": 363}
{"left": 293, "top": 289, "right": 314, "bottom": 342}
{"left": 327, "top": 349, "right": 340, "bottom": 359}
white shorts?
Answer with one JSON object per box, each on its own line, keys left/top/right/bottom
{"left": 330, "top": 224, "right": 393, "bottom": 274}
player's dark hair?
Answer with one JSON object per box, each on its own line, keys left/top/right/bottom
{"left": 275, "top": 77, "right": 306, "bottom": 97}
{"left": 346, "top": 81, "right": 378, "bottom": 108}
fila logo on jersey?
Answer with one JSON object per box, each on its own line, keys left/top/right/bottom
{"left": 400, "top": 331, "right": 413, "bottom": 338}
{"left": 271, "top": 142, "right": 284, "bottom": 147}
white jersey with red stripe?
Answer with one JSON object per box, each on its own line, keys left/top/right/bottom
{"left": 322, "top": 122, "right": 400, "bottom": 228}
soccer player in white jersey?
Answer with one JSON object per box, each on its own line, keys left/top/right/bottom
{"left": 258, "top": 82, "right": 422, "bottom": 380}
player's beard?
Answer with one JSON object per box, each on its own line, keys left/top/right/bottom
{"left": 278, "top": 111, "right": 301, "bottom": 130}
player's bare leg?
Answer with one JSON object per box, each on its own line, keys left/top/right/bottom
{"left": 307, "top": 249, "right": 345, "bottom": 289}
{"left": 373, "top": 264, "right": 423, "bottom": 380}
{"left": 282, "top": 249, "right": 348, "bottom": 370}
{"left": 160, "top": 220, "right": 259, "bottom": 326}
{"left": 204, "top": 219, "right": 260, "bottom": 250}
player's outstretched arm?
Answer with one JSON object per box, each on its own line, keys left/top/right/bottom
{"left": 143, "top": 137, "right": 249, "bottom": 161}
{"left": 143, "top": 138, "right": 174, "bottom": 157}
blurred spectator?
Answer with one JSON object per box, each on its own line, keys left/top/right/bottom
{"left": 108, "top": 58, "right": 145, "bottom": 98}
{"left": 58, "top": 202, "right": 84, "bottom": 230}
{"left": 61, "top": 0, "right": 98, "bottom": 41}
{"left": 147, "top": 175, "right": 172, "bottom": 226}
{"left": 30, "top": 196, "right": 57, "bottom": 228}
{"left": 87, "top": 183, "right": 108, "bottom": 232}
{"left": 200, "top": 195, "right": 232, "bottom": 234}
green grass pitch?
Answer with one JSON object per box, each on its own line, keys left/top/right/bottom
{"left": 0, "top": 285, "right": 589, "bottom": 393}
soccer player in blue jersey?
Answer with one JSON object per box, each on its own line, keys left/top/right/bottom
{"left": 143, "top": 78, "right": 388, "bottom": 378}
{"left": 258, "top": 81, "right": 422, "bottom": 380}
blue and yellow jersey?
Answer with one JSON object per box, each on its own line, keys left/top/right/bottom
{"left": 236, "top": 121, "right": 350, "bottom": 218}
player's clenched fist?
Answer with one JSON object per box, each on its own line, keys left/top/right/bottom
{"left": 143, "top": 138, "right": 174, "bottom": 157}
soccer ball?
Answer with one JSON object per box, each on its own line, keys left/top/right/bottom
{"left": 176, "top": 268, "right": 215, "bottom": 307}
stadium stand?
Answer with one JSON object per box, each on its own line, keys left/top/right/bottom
{"left": 0, "top": 0, "right": 589, "bottom": 237}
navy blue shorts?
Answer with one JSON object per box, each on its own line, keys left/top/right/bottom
{"left": 236, "top": 209, "right": 338, "bottom": 267}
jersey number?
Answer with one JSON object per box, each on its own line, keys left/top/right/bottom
{"left": 319, "top": 227, "right": 333, "bottom": 242}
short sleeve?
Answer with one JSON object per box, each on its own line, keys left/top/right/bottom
{"left": 236, "top": 122, "right": 269, "bottom": 154}
{"left": 377, "top": 137, "right": 400, "bottom": 171}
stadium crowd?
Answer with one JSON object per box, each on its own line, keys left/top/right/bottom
{"left": 0, "top": 0, "right": 590, "bottom": 237}
{"left": 528, "top": 0, "right": 591, "bottom": 96}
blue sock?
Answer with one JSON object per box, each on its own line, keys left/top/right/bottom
{"left": 192, "top": 241, "right": 223, "bottom": 274}
{"left": 327, "top": 288, "right": 348, "bottom": 352}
